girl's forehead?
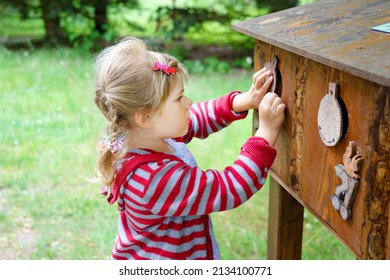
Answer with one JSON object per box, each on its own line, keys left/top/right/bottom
{"left": 171, "top": 76, "right": 184, "bottom": 91}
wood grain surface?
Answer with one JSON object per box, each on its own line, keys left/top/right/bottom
{"left": 253, "top": 40, "right": 389, "bottom": 259}
{"left": 232, "top": 0, "right": 390, "bottom": 87}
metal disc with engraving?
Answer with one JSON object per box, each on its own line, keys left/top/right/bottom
{"left": 317, "top": 82, "right": 343, "bottom": 146}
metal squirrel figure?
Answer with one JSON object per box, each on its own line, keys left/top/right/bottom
{"left": 331, "top": 141, "right": 364, "bottom": 221}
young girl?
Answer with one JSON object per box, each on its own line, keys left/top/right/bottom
{"left": 94, "top": 37, "right": 285, "bottom": 260}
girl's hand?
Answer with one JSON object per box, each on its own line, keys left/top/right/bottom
{"left": 232, "top": 67, "right": 273, "bottom": 113}
{"left": 255, "top": 92, "right": 286, "bottom": 146}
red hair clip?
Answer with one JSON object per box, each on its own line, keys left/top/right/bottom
{"left": 152, "top": 62, "right": 176, "bottom": 75}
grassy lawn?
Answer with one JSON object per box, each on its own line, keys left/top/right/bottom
{"left": 0, "top": 46, "right": 355, "bottom": 259}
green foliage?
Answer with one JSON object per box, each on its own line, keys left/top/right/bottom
{"left": 255, "top": 0, "right": 299, "bottom": 12}
{"left": 1, "top": 0, "right": 319, "bottom": 50}
{"left": 0, "top": 6, "right": 44, "bottom": 37}
{"left": 68, "top": 28, "right": 117, "bottom": 52}
{"left": 233, "top": 57, "right": 254, "bottom": 70}
{"left": 183, "top": 57, "right": 231, "bottom": 74}
{"left": 182, "top": 56, "right": 253, "bottom": 74}
{"left": 1, "top": 0, "right": 139, "bottom": 47}
{"left": 153, "top": 0, "right": 266, "bottom": 54}
{"left": 1, "top": 0, "right": 264, "bottom": 51}
{"left": 155, "top": 6, "right": 230, "bottom": 40}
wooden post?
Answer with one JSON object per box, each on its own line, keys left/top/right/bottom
{"left": 267, "top": 176, "right": 304, "bottom": 259}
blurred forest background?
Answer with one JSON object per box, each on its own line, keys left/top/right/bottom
{"left": 1, "top": 0, "right": 314, "bottom": 67}
{"left": 0, "top": 0, "right": 355, "bottom": 260}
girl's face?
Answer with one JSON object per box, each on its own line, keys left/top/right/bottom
{"left": 150, "top": 76, "right": 193, "bottom": 139}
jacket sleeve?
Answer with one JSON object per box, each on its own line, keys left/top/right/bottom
{"left": 141, "top": 137, "right": 276, "bottom": 217}
{"left": 182, "top": 91, "right": 248, "bottom": 143}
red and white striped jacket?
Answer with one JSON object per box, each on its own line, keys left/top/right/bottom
{"left": 105, "top": 92, "right": 277, "bottom": 260}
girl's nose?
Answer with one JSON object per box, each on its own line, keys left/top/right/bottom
{"left": 184, "top": 96, "right": 193, "bottom": 108}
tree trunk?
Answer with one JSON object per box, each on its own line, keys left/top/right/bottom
{"left": 41, "top": 4, "right": 67, "bottom": 45}
{"left": 94, "top": 0, "right": 109, "bottom": 34}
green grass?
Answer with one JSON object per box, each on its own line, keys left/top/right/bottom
{"left": 0, "top": 46, "right": 354, "bottom": 260}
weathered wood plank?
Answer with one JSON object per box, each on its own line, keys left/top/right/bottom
{"left": 267, "top": 176, "right": 304, "bottom": 260}
{"left": 232, "top": 0, "right": 390, "bottom": 87}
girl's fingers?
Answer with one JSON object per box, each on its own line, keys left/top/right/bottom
{"left": 276, "top": 103, "right": 286, "bottom": 113}
{"left": 252, "top": 67, "right": 267, "bottom": 83}
{"left": 253, "top": 69, "right": 272, "bottom": 89}
{"left": 261, "top": 92, "right": 285, "bottom": 111}
{"left": 271, "top": 95, "right": 284, "bottom": 107}
{"left": 262, "top": 75, "right": 273, "bottom": 88}
{"left": 264, "top": 91, "right": 278, "bottom": 102}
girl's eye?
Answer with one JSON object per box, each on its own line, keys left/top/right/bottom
{"left": 177, "top": 96, "right": 183, "bottom": 101}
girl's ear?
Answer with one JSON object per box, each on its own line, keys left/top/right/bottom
{"left": 134, "top": 110, "right": 153, "bottom": 129}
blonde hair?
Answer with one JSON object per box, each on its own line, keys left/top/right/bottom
{"left": 94, "top": 37, "right": 188, "bottom": 186}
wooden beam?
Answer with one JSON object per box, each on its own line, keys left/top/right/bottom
{"left": 267, "top": 176, "right": 304, "bottom": 259}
